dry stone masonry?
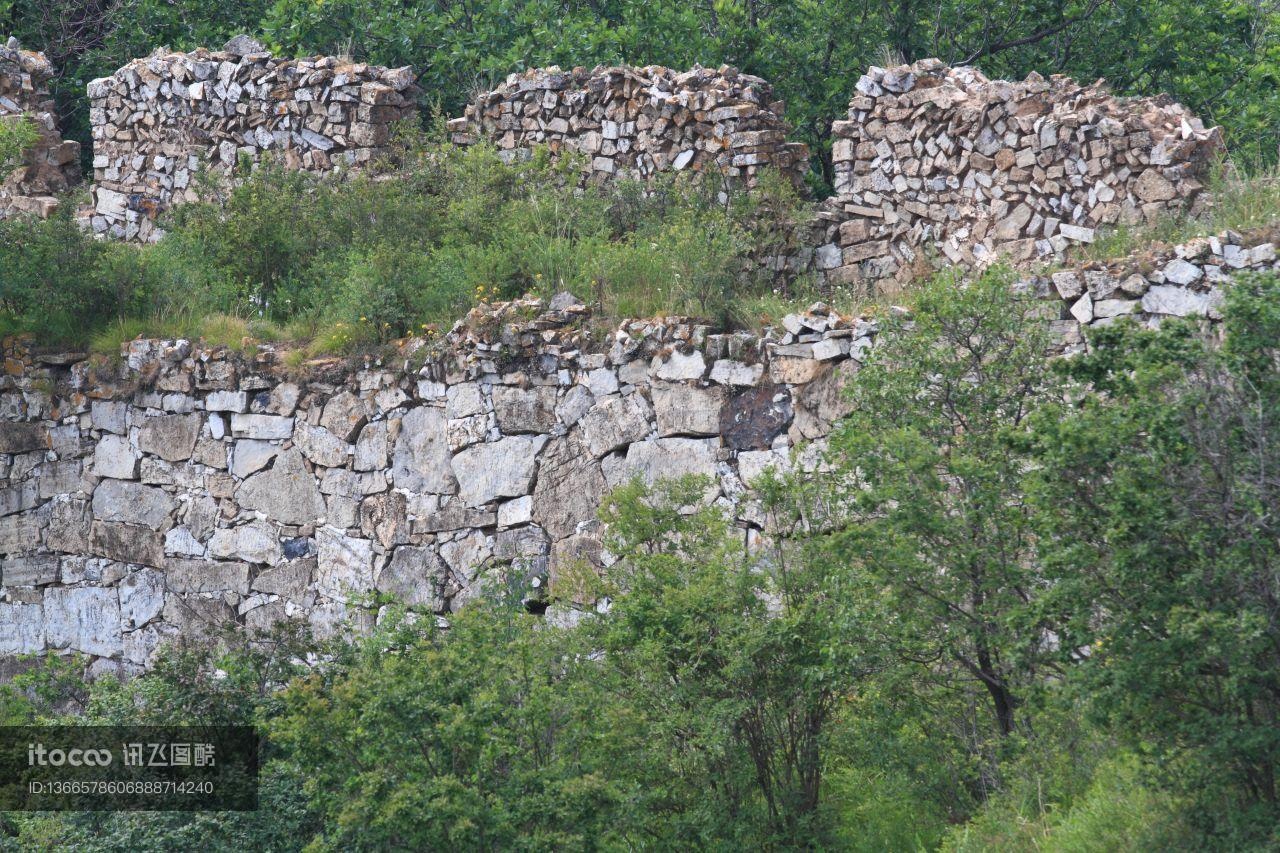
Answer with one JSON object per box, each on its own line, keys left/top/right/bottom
{"left": 810, "top": 60, "right": 1222, "bottom": 290}
{"left": 1031, "top": 227, "right": 1278, "bottom": 352}
{"left": 0, "top": 294, "right": 873, "bottom": 675}
{"left": 77, "top": 42, "right": 1223, "bottom": 287}
{"left": 2, "top": 227, "right": 1274, "bottom": 674}
{"left": 1, "top": 41, "right": 1261, "bottom": 675}
{"left": 87, "top": 36, "right": 417, "bottom": 241}
{"left": 0, "top": 38, "right": 80, "bottom": 219}
{"left": 448, "top": 64, "right": 810, "bottom": 188}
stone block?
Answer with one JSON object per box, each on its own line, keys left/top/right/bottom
{"left": 230, "top": 414, "right": 294, "bottom": 440}
{"left": 93, "top": 434, "right": 139, "bottom": 479}
{"left": 235, "top": 448, "right": 325, "bottom": 525}
{"left": 92, "top": 479, "right": 177, "bottom": 531}
{"left": 579, "top": 393, "right": 653, "bottom": 458}
{"left": 452, "top": 435, "right": 548, "bottom": 506}
{"left": 391, "top": 406, "right": 457, "bottom": 494}
{"left": 44, "top": 587, "right": 121, "bottom": 658}
{"left": 316, "top": 527, "right": 375, "bottom": 602}
{"left": 652, "top": 382, "right": 726, "bottom": 437}
{"left": 137, "top": 413, "right": 201, "bottom": 461}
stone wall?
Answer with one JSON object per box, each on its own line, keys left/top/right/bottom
{"left": 2, "top": 224, "right": 1274, "bottom": 675}
{"left": 1034, "top": 228, "right": 1277, "bottom": 352}
{"left": 0, "top": 38, "right": 80, "bottom": 219}
{"left": 0, "top": 294, "right": 872, "bottom": 675}
{"left": 448, "top": 64, "right": 810, "bottom": 188}
{"left": 807, "top": 60, "right": 1222, "bottom": 290}
{"left": 87, "top": 36, "right": 417, "bottom": 241}
{"left": 79, "top": 45, "right": 1223, "bottom": 283}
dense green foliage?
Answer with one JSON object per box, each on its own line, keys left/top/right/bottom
{"left": 0, "top": 136, "right": 806, "bottom": 348}
{"left": 4, "top": 271, "right": 1280, "bottom": 849}
{"left": 3, "top": 0, "right": 1280, "bottom": 186}
{"left": 0, "top": 114, "right": 38, "bottom": 172}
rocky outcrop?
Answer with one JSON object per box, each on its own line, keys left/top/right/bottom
{"left": 87, "top": 36, "right": 417, "bottom": 241}
{"left": 0, "top": 38, "right": 81, "bottom": 219}
{"left": 805, "top": 59, "right": 1222, "bottom": 291}
{"left": 448, "top": 64, "right": 810, "bottom": 188}
{"left": 0, "top": 295, "right": 873, "bottom": 675}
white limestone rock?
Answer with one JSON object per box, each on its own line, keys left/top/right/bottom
{"left": 391, "top": 406, "right": 458, "bottom": 494}
{"left": 93, "top": 434, "right": 139, "bottom": 480}
{"left": 579, "top": 393, "right": 653, "bottom": 458}
{"left": 235, "top": 447, "right": 326, "bottom": 525}
{"left": 1142, "top": 284, "right": 1222, "bottom": 317}
{"left": 44, "top": 587, "right": 121, "bottom": 658}
{"left": 119, "top": 567, "right": 165, "bottom": 629}
{"left": 710, "top": 359, "right": 764, "bottom": 386}
{"left": 354, "top": 421, "right": 388, "bottom": 471}
{"left": 230, "top": 414, "right": 294, "bottom": 440}
{"left": 652, "top": 382, "right": 726, "bottom": 437}
{"left": 376, "top": 544, "right": 449, "bottom": 610}
{"left": 209, "top": 519, "right": 282, "bottom": 565}
{"left": 451, "top": 435, "right": 548, "bottom": 506}
{"left": 606, "top": 437, "right": 721, "bottom": 494}
{"left": 1162, "top": 259, "right": 1203, "bottom": 285}
{"left": 316, "top": 527, "right": 375, "bottom": 602}
{"left": 230, "top": 439, "right": 279, "bottom": 479}
{"left": 294, "top": 423, "right": 349, "bottom": 468}
{"left": 137, "top": 413, "right": 201, "bottom": 462}
{"left": 91, "top": 479, "right": 177, "bottom": 531}
{"left": 0, "top": 602, "right": 44, "bottom": 654}
{"left": 652, "top": 348, "right": 706, "bottom": 381}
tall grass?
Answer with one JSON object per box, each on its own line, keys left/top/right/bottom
{"left": 87, "top": 313, "right": 286, "bottom": 356}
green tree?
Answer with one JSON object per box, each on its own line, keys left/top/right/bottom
{"left": 268, "top": 603, "right": 627, "bottom": 851}
{"left": 588, "top": 475, "right": 886, "bottom": 846}
{"left": 1029, "top": 273, "right": 1280, "bottom": 839}
{"left": 822, "top": 270, "right": 1057, "bottom": 786}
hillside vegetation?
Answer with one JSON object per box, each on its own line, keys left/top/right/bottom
{"left": 4, "top": 271, "right": 1280, "bottom": 849}
{"left": 2, "top": 2, "right": 1280, "bottom": 850}
{"left": 4, "top": 0, "right": 1280, "bottom": 182}
{"left": 0, "top": 133, "right": 814, "bottom": 352}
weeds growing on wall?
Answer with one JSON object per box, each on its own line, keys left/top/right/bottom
{"left": 0, "top": 130, "right": 812, "bottom": 353}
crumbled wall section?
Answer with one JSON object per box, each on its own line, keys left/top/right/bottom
{"left": 87, "top": 37, "right": 417, "bottom": 241}
{"left": 448, "top": 64, "right": 810, "bottom": 188}
{"left": 0, "top": 295, "right": 871, "bottom": 676}
{"left": 1034, "top": 230, "right": 1277, "bottom": 351}
{"left": 810, "top": 59, "right": 1222, "bottom": 290}
{"left": 0, "top": 39, "right": 81, "bottom": 219}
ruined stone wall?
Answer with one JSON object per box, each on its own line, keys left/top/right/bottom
{"left": 0, "top": 295, "right": 871, "bottom": 676}
{"left": 0, "top": 39, "right": 80, "bottom": 219}
{"left": 79, "top": 46, "right": 1222, "bottom": 277}
{"left": 2, "top": 224, "right": 1274, "bottom": 675}
{"left": 807, "top": 60, "right": 1222, "bottom": 290}
{"left": 87, "top": 37, "right": 417, "bottom": 241}
{"left": 448, "top": 64, "right": 810, "bottom": 188}
{"left": 1036, "top": 228, "right": 1277, "bottom": 351}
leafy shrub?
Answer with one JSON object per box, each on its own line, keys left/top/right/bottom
{"left": 943, "top": 755, "right": 1187, "bottom": 853}
{"left": 0, "top": 114, "right": 40, "bottom": 173}
{"left": 0, "top": 206, "right": 146, "bottom": 343}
